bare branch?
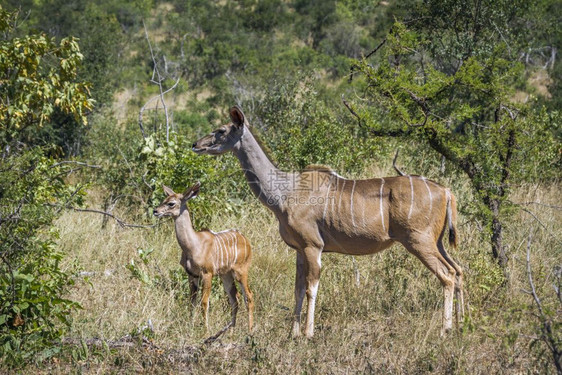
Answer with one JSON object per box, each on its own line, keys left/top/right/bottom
{"left": 49, "top": 161, "right": 101, "bottom": 169}
{"left": 69, "top": 207, "right": 158, "bottom": 229}
{"left": 203, "top": 322, "right": 233, "bottom": 345}
{"left": 140, "top": 21, "right": 181, "bottom": 143}
{"left": 525, "top": 233, "right": 562, "bottom": 374}
{"left": 349, "top": 38, "right": 386, "bottom": 83}
{"left": 342, "top": 96, "right": 410, "bottom": 138}
{"left": 519, "top": 208, "right": 557, "bottom": 238}
{"left": 342, "top": 95, "right": 363, "bottom": 127}
{"left": 393, "top": 149, "right": 406, "bottom": 176}
{"left": 526, "top": 233, "right": 544, "bottom": 315}
{"left": 515, "top": 201, "right": 562, "bottom": 210}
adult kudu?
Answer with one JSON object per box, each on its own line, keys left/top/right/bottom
{"left": 192, "top": 106, "right": 464, "bottom": 338}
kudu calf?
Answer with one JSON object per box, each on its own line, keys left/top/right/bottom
{"left": 153, "top": 182, "right": 254, "bottom": 332}
{"left": 192, "top": 106, "right": 464, "bottom": 338}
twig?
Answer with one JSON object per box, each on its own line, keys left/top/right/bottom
{"left": 342, "top": 95, "right": 363, "bottom": 128}
{"left": 524, "top": 233, "right": 562, "bottom": 374}
{"left": 203, "top": 322, "right": 233, "bottom": 345}
{"left": 69, "top": 207, "right": 158, "bottom": 229}
{"left": 392, "top": 149, "right": 406, "bottom": 176}
{"left": 49, "top": 161, "right": 101, "bottom": 169}
{"left": 349, "top": 38, "right": 387, "bottom": 83}
{"left": 516, "top": 201, "right": 562, "bottom": 210}
{"left": 140, "top": 20, "right": 180, "bottom": 143}
{"left": 63, "top": 335, "right": 157, "bottom": 349}
{"left": 525, "top": 233, "right": 544, "bottom": 314}
{"left": 519, "top": 207, "right": 561, "bottom": 243}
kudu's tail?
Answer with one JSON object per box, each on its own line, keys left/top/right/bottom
{"left": 446, "top": 190, "right": 458, "bottom": 248}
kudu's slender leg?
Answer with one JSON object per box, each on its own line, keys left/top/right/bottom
{"left": 403, "top": 238, "right": 456, "bottom": 335}
{"left": 221, "top": 272, "right": 239, "bottom": 327}
{"left": 292, "top": 252, "right": 307, "bottom": 337}
{"left": 304, "top": 246, "right": 322, "bottom": 338}
{"left": 201, "top": 273, "right": 213, "bottom": 331}
{"left": 437, "top": 241, "right": 465, "bottom": 323}
{"left": 234, "top": 269, "right": 254, "bottom": 332}
{"left": 188, "top": 275, "right": 199, "bottom": 309}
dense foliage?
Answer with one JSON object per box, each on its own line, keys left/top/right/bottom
{"left": 0, "top": 7, "right": 91, "bottom": 366}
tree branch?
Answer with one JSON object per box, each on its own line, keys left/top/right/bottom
{"left": 342, "top": 96, "right": 410, "bottom": 137}
{"left": 349, "top": 38, "right": 386, "bottom": 83}
{"left": 393, "top": 149, "right": 406, "bottom": 176}
{"left": 524, "top": 233, "right": 562, "bottom": 374}
{"left": 49, "top": 161, "right": 101, "bottom": 169}
{"left": 70, "top": 207, "right": 158, "bottom": 229}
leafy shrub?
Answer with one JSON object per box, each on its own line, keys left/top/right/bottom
{"left": 0, "top": 150, "right": 83, "bottom": 366}
{"left": 0, "top": 8, "right": 91, "bottom": 365}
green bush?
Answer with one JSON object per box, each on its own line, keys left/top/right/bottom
{"left": 0, "top": 150, "right": 82, "bottom": 366}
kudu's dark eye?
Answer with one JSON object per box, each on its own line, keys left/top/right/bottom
{"left": 167, "top": 202, "right": 175, "bottom": 207}
{"left": 217, "top": 128, "right": 226, "bottom": 134}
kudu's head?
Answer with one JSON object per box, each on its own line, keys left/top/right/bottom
{"left": 153, "top": 182, "right": 200, "bottom": 218}
{"left": 192, "top": 106, "right": 247, "bottom": 155}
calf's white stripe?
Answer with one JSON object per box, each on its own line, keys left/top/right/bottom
{"left": 380, "top": 178, "right": 386, "bottom": 232}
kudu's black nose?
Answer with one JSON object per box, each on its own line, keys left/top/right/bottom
{"left": 192, "top": 142, "right": 197, "bottom": 148}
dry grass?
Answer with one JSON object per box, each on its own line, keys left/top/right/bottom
{"left": 31, "top": 182, "right": 561, "bottom": 374}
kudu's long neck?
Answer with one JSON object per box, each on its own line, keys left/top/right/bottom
{"left": 174, "top": 204, "right": 200, "bottom": 250}
{"left": 234, "top": 129, "right": 292, "bottom": 214}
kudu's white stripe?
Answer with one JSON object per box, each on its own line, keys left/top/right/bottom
{"left": 421, "top": 176, "right": 433, "bottom": 212}
{"left": 350, "top": 180, "right": 357, "bottom": 228}
{"left": 241, "top": 233, "right": 247, "bottom": 262}
{"left": 212, "top": 240, "right": 218, "bottom": 273}
{"left": 330, "top": 179, "right": 338, "bottom": 218}
{"left": 338, "top": 179, "right": 346, "bottom": 216}
{"left": 408, "top": 175, "right": 414, "bottom": 220}
{"left": 220, "top": 233, "right": 229, "bottom": 268}
{"left": 361, "top": 190, "right": 367, "bottom": 229}
{"left": 211, "top": 232, "right": 221, "bottom": 271}
{"left": 379, "top": 178, "right": 386, "bottom": 232}
{"left": 231, "top": 231, "right": 238, "bottom": 264}
{"left": 322, "top": 179, "right": 332, "bottom": 222}
{"left": 215, "top": 234, "right": 223, "bottom": 269}
{"left": 221, "top": 233, "right": 230, "bottom": 267}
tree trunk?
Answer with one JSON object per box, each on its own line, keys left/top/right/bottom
{"left": 489, "top": 198, "right": 508, "bottom": 268}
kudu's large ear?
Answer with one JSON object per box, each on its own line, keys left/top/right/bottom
{"left": 162, "top": 184, "right": 175, "bottom": 197}
{"left": 182, "top": 181, "right": 201, "bottom": 201}
{"left": 229, "top": 106, "right": 246, "bottom": 128}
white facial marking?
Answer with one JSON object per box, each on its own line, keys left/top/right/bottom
{"left": 380, "top": 178, "right": 386, "bottom": 232}
{"left": 350, "top": 180, "right": 357, "bottom": 228}
{"left": 408, "top": 175, "right": 414, "bottom": 220}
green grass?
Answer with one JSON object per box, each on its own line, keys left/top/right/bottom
{"left": 25, "top": 181, "right": 561, "bottom": 374}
